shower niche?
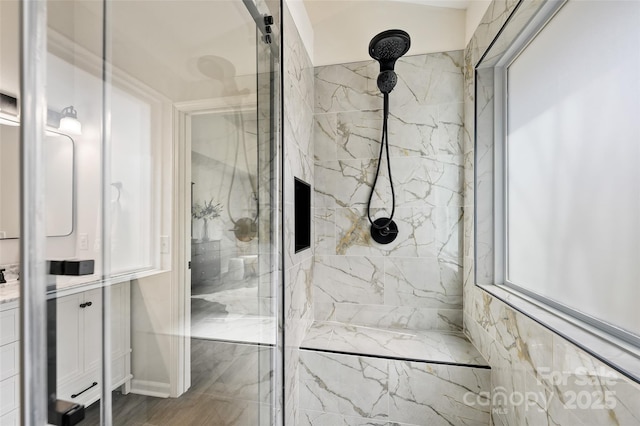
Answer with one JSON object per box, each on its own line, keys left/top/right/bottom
{"left": 294, "top": 177, "right": 310, "bottom": 253}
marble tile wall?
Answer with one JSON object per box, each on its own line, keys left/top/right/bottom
{"left": 313, "top": 51, "right": 465, "bottom": 332}
{"left": 463, "top": 1, "right": 640, "bottom": 425}
{"left": 299, "top": 349, "right": 491, "bottom": 426}
{"left": 283, "top": 3, "right": 315, "bottom": 425}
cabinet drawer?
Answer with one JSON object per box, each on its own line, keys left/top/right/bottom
{"left": 0, "top": 342, "right": 18, "bottom": 381}
{"left": 0, "top": 310, "right": 18, "bottom": 346}
{"left": 0, "top": 376, "right": 19, "bottom": 417}
{"left": 58, "top": 369, "right": 101, "bottom": 407}
{"left": 0, "top": 409, "right": 18, "bottom": 426}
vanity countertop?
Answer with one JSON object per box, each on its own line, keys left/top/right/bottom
{"left": 0, "top": 268, "right": 165, "bottom": 305}
{"left": 0, "top": 281, "right": 19, "bottom": 305}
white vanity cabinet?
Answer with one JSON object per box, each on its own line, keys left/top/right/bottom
{"left": 0, "top": 305, "right": 20, "bottom": 426}
{"left": 0, "top": 281, "right": 131, "bottom": 425}
{"left": 56, "top": 281, "right": 132, "bottom": 407}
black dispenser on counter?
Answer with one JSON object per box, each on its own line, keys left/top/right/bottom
{"left": 48, "top": 259, "right": 95, "bottom": 276}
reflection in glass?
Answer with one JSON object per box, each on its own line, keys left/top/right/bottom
{"left": 4, "top": 0, "right": 280, "bottom": 423}
{"left": 0, "top": 123, "right": 75, "bottom": 239}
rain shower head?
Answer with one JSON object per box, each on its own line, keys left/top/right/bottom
{"left": 369, "top": 29, "right": 411, "bottom": 94}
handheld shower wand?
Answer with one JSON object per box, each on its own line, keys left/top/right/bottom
{"left": 366, "top": 29, "right": 410, "bottom": 244}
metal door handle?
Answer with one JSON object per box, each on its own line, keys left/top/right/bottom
{"left": 71, "top": 381, "right": 98, "bottom": 399}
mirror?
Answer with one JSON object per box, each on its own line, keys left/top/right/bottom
{"left": 0, "top": 121, "right": 75, "bottom": 239}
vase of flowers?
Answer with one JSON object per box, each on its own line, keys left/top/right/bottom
{"left": 192, "top": 198, "right": 223, "bottom": 241}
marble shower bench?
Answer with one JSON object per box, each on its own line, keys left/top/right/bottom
{"left": 299, "top": 321, "right": 491, "bottom": 426}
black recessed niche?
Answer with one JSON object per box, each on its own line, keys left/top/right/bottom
{"left": 294, "top": 177, "right": 311, "bottom": 253}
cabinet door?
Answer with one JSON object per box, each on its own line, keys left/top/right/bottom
{"left": 0, "top": 309, "right": 19, "bottom": 346}
{"left": 110, "top": 283, "right": 124, "bottom": 358}
{"left": 0, "top": 408, "right": 18, "bottom": 426}
{"left": 0, "top": 376, "right": 18, "bottom": 417}
{"left": 82, "top": 289, "right": 103, "bottom": 372}
{"left": 56, "top": 293, "right": 84, "bottom": 384}
{"left": 109, "top": 282, "right": 131, "bottom": 388}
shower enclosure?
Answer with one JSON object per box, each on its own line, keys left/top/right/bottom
{"left": 0, "top": 0, "right": 281, "bottom": 424}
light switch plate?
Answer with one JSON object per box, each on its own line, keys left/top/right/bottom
{"left": 78, "top": 233, "right": 88, "bottom": 250}
{"left": 160, "top": 235, "right": 170, "bottom": 254}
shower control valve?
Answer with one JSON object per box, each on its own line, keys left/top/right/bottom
{"left": 370, "top": 218, "right": 399, "bottom": 245}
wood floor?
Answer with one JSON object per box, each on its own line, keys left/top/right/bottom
{"left": 80, "top": 339, "right": 274, "bottom": 426}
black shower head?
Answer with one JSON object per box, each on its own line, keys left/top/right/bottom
{"left": 369, "top": 29, "right": 411, "bottom": 94}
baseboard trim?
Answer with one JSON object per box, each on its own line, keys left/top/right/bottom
{"left": 129, "top": 379, "right": 171, "bottom": 398}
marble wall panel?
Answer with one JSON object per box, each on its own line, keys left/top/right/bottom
{"left": 299, "top": 411, "right": 389, "bottom": 426}
{"left": 384, "top": 257, "right": 462, "bottom": 309}
{"left": 312, "top": 51, "right": 465, "bottom": 333}
{"left": 299, "top": 350, "right": 491, "bottom": 426}
{"left": 283, "top": 3, "right": 315, "bottom": 425}
{"left": 314, "top": 208, "right": 335, "bottom": 256}
{"left": 314, "top": 255, "right": 384, "bottom": 305}
{"left": 388, "top": 360, "right": 491, "bottom": 425}
{"left": 315, "top": 61, "right": 380, "bottom": 114}
{"left": 314, "top": 113, "right": 337, "bottom": 162}
{"left": 333, "top": 206, "right": 458, "bottom": 259}
{"left": 299, "top": 351, "right": 389, "bottom": 419}
{"left": 314, "top": 159, "right": 389, "bottom": 209}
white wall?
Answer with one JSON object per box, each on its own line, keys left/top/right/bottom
{"left": 285, "top": 0, "right": 315, "bottom": 62}
{"left": 304, "top": 1, "right": 466, "bottom": 66}
{"left": 288, "top": 0, "right": 493, "bottom": 67}
{"left": 465, "top": 0, "right": 491, "bottom": 45}
{"left": 130, "top": 272, "right": 174, "bottom": 397}
{"left": 0, "top": 0, "right": 168, "bottom": 273}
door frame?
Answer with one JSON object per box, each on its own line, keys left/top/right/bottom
{"left": 172, "top": 95, "right": 257, "bottom": 395}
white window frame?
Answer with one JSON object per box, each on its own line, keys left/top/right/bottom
{"left": 474, "top": 0, "right": 640, "bottom": 384}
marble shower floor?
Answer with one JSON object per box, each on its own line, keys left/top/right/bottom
{"left": 191, "top": 314, "right": 276, "bottom": 345}
{"left": 191, "top": 276, "right": 275, "bottom": 345}
{"left": 301, "top": 321, "right": 488, "bottom": 367}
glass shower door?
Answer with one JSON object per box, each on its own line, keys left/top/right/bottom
{"left": 12, "top": 0, "right": 281, "bottom": 425}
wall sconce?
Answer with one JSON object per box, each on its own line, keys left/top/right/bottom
{"left": 0, "top": 93, "right": 84, "bottom": 135}
{"left": 58, "top": 106, "right": 82, "bottom": 135}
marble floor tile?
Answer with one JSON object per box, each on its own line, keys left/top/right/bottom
{"left": 191, "top": 314, "right": 276, "bottom": 345}
{"left": 190, "top": 279, "right": 276, "bottom": 345}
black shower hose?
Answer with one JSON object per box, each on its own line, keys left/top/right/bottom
{"left": 367, "top": 93, "right": 396, "bottom": 230}
{"left": 227, "top": 112, "right": 258, "bottom": 226}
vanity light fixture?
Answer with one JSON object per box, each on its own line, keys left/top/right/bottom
{"left": 58, "top": 106, "right": 82, "bottom": 135}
